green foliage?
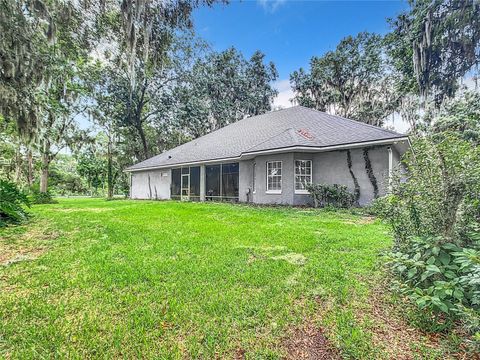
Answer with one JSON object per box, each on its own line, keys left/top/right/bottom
{"left": 0, "top": 179, "right": 30, "bottom": 226}
{"left": 374, "top": 131, "right": 480, "bottom": 350}
{"left": 291, "top": 32, "right": 397, "bottom": 126}
{"left": 386, "top": 236, "right": 480, "bottom": 351}
{"left": 376, "top": 135, "right": 480, "bottom": 244}
{"left": 387, "top": 0, "right": 480, "bottom": 105}
{"left": 387, "top": 237, "right": 479, "bottom": 313}
{"left": 306, "top": 183, "right": 355, "bottom": 209}
{"left": 29, "top": 185, "right": 57, "bottom": 204}
{"left": 428, "top": 91, "right": 480, "bottom": 145}
{"left": 176, "top": 48, "right": 278, "bottom": 137}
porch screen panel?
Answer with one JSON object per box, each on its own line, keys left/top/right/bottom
{"left": 206, "top": 165, "right": 220, "bottom": 199}
{"left": 189, "top": 166, "right": 200, "bottom": 200}
{"left": 221, "top": 163, "right": 239, "bottom": 199}
{"left": 171, "top": 168, "right": 181, "bottom": 199}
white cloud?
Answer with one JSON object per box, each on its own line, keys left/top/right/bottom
{"left": 273, "top": 79, "right": 295, "bottom": 109}
{"left": 257, "top": 0, "right": 287, "bottom": 13}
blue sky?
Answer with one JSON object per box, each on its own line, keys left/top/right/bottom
{"left": 193, "top": 0, "right": 409, "bottom": 109}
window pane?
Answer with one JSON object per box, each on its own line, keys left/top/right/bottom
{"left": 267, "top": 161, "right": 282, "bottom": 191}
{"left": 295, "top": 160, "right": 312, "bottom": 191}
{"left": 171, "top": 169, "right": 181, "bottom": 196}
{"left": 206, "top": 165, "right": 220, "bottom": 198}
{"left": 222, "top": 163, "right": 239, "bottom": 197}
{"left": 189, "top": 166, "right": 200, "bottom": 197}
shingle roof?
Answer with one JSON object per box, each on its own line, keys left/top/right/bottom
{"left": 127, "top": 106, "right": 406, "bottom": 171}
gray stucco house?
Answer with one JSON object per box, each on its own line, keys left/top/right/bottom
{"left": 126, "top": 106, "right": 409, "bottom": 206}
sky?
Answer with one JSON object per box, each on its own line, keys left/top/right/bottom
{"left": 192, "top": 0, "right": 410, "bottom": 130}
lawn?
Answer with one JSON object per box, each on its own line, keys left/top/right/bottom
{"left": 0, "top": 199, "right": 442, "bottom": 359}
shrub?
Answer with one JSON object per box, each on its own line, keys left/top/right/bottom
{"left": 29, "top": 185, "right": 58, "bottom": 204}
{"left": 306, "top": 183, "right": 355, "bottom": 208}
{"left": 387, "top": 237, "right": 480, "bottom": 314}
{"left": 374, "top": 132, "right": 480, "bottom": 349}
{"left": 0, "top": 179, "right": 30, "bottom": 226}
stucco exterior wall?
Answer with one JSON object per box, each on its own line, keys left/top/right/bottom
{"left": 129, "top": 144, "right": 403, "bottom": 205}
{"left": 249, "top": 152, "right": 295, "bottom": 205}
{"left": 311, "top": 147, "right": 389, "bottom": 206}
{"left": 241, "top": 145, "right": 393, "bottom": 206}
{"left": 239, "top": 160, "right": 253, "bottom": 203}
{"left": 130, "top": 169, "right": 171, "bottom": 200}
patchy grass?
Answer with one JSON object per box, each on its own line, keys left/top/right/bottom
{"left": 0, "top": 199, "right": 453, "bottom": 358}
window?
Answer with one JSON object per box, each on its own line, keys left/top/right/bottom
{"left": 295, "top": 160, "right": 312, "bottom": 193}
{"left": 171, "top": 167, "right": 200, "bottom": 200}
{"left": 221, "top": 163, "right": 239, "bottom": 198}
{"left": 206, "top": 165, "right": 221, "bottom": 199}
{"left": 171, "top": 168, "right": 181, "bottom": 198}
{"left": 205, "top": 163, "right": 239, "bottom": 201}
{"left": 266, "top": 161, "right": 282, "bottom": 193}
{"left": 189, "top": 166, "right": 201, "bottom": 200}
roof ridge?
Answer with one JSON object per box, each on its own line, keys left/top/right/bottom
{"left": 296, "top": 105, "right": 404, "bottom": 136}
{"left": 243, "top": 127, "right": 296, "bottom": 153}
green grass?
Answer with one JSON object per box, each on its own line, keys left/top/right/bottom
{"left": 0, "top": 199, "right": 406, "bottom": 358}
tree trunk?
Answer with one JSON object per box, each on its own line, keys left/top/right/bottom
{"left": 137, "top": 123, "right": 149, "bottom": 160}
{"left": 15, "top": 142, "right": 22, "bottom": 184}
{"left": 27, "top": 148, "right": 34, "bottom": 186}
{"left": 107, "top": 139, "right": 113, "bottom": 199}
{"left": 40, "top": 154, "right": 49, "bottom": 193}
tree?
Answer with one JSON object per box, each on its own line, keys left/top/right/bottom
{"left": 1, "top": 0, "right": 100, "bottom": 193}
{"left": 112, "top": 0, "right": 222, "bottom": 161}
{"left": 428, "top": 91, "right": 480, "bottom": 145}
{"left": 49, "top": 154, "right": 86, "bottom": 195}
{"left": 92, "top": 30, "right": 203, "bottom": 165}
{"left": 290, "top": 32, "right": 397, "bottom": 126}
{"left": 36, "top": 53, "right": 94, "bottom": 193}
{"left": 387, "top": 0, "right": 480, "bottom": 106}
{"left": 176, "top": 48, "right": 278, "bottom": 137}
{"left": 76, "top": 141, "right": 108, "bottom": 197}
{"left": 0, "top": 115, "right": 17, "bottom": 181}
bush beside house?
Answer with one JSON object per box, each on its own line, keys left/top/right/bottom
{"left": 373, "top": 132, "right": 480, "bottom": 352}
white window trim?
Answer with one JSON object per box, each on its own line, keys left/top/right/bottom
{"left": 266, "top": 161, "right": 282, "bottom": 194}
{"left": 266, "top": 190, "right": 282, "bottom": 195}
{"left": 294, "top": 159, "right": 312, "bottom": 194}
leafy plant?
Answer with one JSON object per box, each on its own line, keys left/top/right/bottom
{"left": 374, "top": 132, "right": 480, "bottom": 350}
{"left": 0, "top": 179, "right": 30, "bottom": 226}
{"left": 306, "top": 183, "right": 355, "bottom": 208}
{"left": 29, "top": 185, "right": 57, "bottom": 204}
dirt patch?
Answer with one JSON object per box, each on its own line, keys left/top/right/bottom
{"left": 272, "top": 253, "right": 307, "bottom": 266}
{"left": 0, "top": 249, "right": 45, "bottom": 266}
{"left": 354, "top": 279, "right": 445, "bottom": 359}
{"left": 56, "top": 207, "right": 112, "bottom": 213}
{"left": 283, "top": 323, "right": 341, "bottom": 359}
{"left": 342, "top": 216, "right": 376, "bottom": 226}
{"left": 0, "top": 222, "right": 61, "bottom": 266}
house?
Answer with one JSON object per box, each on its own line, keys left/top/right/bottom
{"left": 126, "top": 106, "right": 409, "bottom": 206}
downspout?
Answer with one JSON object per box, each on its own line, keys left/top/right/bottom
{"left": 387, "top": 146, "right": 393, "bottom": 192}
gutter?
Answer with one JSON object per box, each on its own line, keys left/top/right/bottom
{"left": 125, "top": 136, "right": 410, "bottom": 173}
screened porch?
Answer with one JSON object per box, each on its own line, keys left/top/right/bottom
{"left": 170, "top": 162, "right": 239, "bottom": 202}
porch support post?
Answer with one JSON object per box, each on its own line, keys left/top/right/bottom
{"left": 200, "top": 164, "right": 206, "bottom": 201}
